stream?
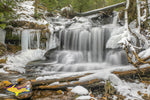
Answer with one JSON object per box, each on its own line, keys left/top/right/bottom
{"left": 0, "top": 12, "right": 134, "bottom": 99}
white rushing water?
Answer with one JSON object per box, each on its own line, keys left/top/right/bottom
{"left": 59, "top": 27, "right": 105, "bottom": 62}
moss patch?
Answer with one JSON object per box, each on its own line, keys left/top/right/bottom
{"left": 0, "top": 42, "right": 7, "bottom": 57}
{"left": 6, "top": 44, "right": 21, "bottom": 53}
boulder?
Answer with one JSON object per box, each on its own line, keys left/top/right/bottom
{"left": 5, "top": 78, "right": 32, "bottom": 100}
{"left": 71, "top": 86, "right": 89, "bottom": 95}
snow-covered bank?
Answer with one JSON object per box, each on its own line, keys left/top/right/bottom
{"left": 4, "top": 49, "right": 45, "bottom": 73}
{"left": 14, "top": 0, "right": 48, "bottom": 25}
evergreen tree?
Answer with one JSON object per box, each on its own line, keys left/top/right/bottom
{"left": 39, "top": 0, "right": 58, "bottom": 11}
{"left": 71, "top": 0, "right": 90, "bottom": 13}
{"left": 0, "top": 0, "right": 17, "bottom": 29}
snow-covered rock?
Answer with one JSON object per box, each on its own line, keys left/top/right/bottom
{"left": 4, "top": 49, "right": 45, "bottom": 73}
{"left": 76, "top": 96, "right": 96, "bottom": 100}
{"left": 71, "top": 86, "right": 89, "bottom": 95}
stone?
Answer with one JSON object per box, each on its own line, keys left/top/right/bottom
{"left": 71, "top": 86, "right": 89, "bottom": 95}
{"left": 6, "top": 79, "right": 32, "bottom": 100}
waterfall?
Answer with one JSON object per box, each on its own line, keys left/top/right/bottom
{"left": 105, "top": 50, "right": 128, "bottom": 65}
{"left": 0, "top": 29, "right": 6, "bottom": 44}
{"left": 59, "top": 27, "right": 106, "bottom": 62}
{"left": 46, "top": 32, "right": 59, "bottom": 50}
{"left": 56, "top": 14, "right": 129, "bottom": 66}
{"left": 4, "top": 13, "right": 128, "bottom": 73}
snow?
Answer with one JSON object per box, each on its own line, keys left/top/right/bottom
{"left": 71, "top": 86, "right": 89, "bottom": 95}
{"left": 106, "top": 27, "right": 129, "bottom": 49}
{"left": 0, "top": 68, "right": 8, "bottom": 74}
{"left": 147, "top": 85, "right": 150, "bottom": 96}
{"left": 61, "top": 5, "right": 72, "bottom": 12}
{"left": 125, "top": 0, "right": 129, "bottom": 10}
{"left": 0, "top": 93, "right": 8, "bottom": 97}
{"left": 15, "top": 0, "right": 48, "bottom": 25}
{"left": 110, "top": 74, "right": 148, "bottom": 100}
{"left": 141, "top": 9, "right": 146, "bottom": 22}
{"left": 36, "top": 72, "right": 89, "bottom": 80}
{"left": 79, "top": 65, "right": 135, "bottom": 82}
{"left": 132, "top": 28, "right": 149, "bottom": 48}
{"left": 4, "top": 49, "right": 45, "bottom": 73}
{"left": 77, "top": 69, "right": 149, "bottom": 100}
{"left": 76, "top": 96, "right": 96, "bottom": 100}
{"left": 49, "top": 82, "right": 60, "bottom": 86}
{"left": 138, "top": 47, "right": 150, "bottom": 58}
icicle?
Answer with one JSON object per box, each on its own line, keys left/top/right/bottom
{"left": 21, "top": 30, "right": 29, "bottom": 50}
{"left": 112, "top": 12, "right": 119, "bottom": 25}
{"left": 37, "top": 32, "right": 41, "bottom": 49}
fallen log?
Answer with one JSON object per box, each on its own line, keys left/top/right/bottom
{"left": 76, "top": 2, "right": 125, "bottom": 16}
{"left": 113, "top": 67, "right": 150, "bottom": 80}
{"left": 31, "top": 66, "right": 150, "bottom": 90}
{"left": 34, "top": 79, "right": 104, "bottom": 90}
{"left": 31, "top": 73, "right": 92, "bottom": 87}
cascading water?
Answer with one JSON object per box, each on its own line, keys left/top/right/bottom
{"left": 59, "top": 27, "right": 105, "bottom": 62}
{"left": 41, "top": 14, "right": 128, "bottom": 72}
{"left": 4, "top": 12, "right": 128, "bottom": 73}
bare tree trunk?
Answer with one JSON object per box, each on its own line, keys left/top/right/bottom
{"left": 145, "top": 0, "right": 149, "bottom": 20}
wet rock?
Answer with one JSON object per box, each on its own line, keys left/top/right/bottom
{"left": 15, "top": 81, "right": 32, "bottom": 100}
{"left": 44, "top": 47, "right": 58, "bottom": 60}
